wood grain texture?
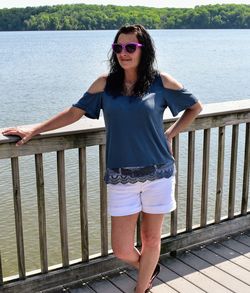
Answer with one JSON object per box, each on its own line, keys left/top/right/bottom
{"left": 215, "top": 126, "right": 225, "bottom": 224}
{"left": 79, "top": 147, "right": 89, "bottom": 262}
{"left": 200, "top": 129, "right": 210, "bottom": 227}
{"left": 35, "top": 153, "right": 48, "bottom": 273}
{"left": 171, "top": 135, "right": 179, "bottom": 236}
{"left": 161, "top": 215, "right": 250, "bottom": 254}
{"left": 99, "top": 144, "right": 108, "bottom": 256}
{"left": 228, "top": 125, "right": 239, "bottom": 219}
{"left": 161, "top": 256, "right": 231, "bottom": 293}
{"left": 11, "top": 157, "right": 26, "bottom": 279}
{"left": 57, "top": 150, "right": 69, "bottom": 267}
{"left": 176, "top": 250, "right": 249, "bottom": 293}
{"left": 186, "top": 131, "right": 195, "bottom": 231}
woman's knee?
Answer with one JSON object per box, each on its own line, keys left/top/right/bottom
{"left": 112, "top": 244, "right": 134, "bottom": 261}
{"left": 141, "top": 233, "right": 161, "bottom": 248}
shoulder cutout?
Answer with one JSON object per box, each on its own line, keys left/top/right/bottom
{"left": 160, "top": 72, "right": 184, "bottom": 90}
{"left": 87, "top": 74, "right": 107, "bottom": 94}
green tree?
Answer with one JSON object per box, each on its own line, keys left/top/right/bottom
{"left": 0, "top": 3, "right": 249, "bottom": 31}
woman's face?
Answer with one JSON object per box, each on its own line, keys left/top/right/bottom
{"left": 115, "top": 33, "right": 142, "bottom": 71}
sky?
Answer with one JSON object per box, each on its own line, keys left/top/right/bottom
{"left": 0, "top": 0, "right": 250, "bottom": 9}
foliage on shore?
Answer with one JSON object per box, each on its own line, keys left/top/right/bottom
{"left": 0, "top": 3, "right": 249, "bottom": 31}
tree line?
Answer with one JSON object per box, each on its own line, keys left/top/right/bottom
{"left": 0, "top": 3, "right": 249, "bottom": 31}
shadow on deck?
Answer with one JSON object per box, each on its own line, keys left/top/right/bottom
{"left": 44, "top": 229, "right": 250, "bottom": 293}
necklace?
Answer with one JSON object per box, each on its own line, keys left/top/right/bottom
{"left": 123, "top": 80, "right": 136, "bottom": 95}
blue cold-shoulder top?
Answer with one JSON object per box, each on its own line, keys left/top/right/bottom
{"left": 72, "top": 74, "right": 198, "bottom": 183}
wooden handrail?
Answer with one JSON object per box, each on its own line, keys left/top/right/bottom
{"left": 1, "top": 99, "right": 250, "bottom": 145}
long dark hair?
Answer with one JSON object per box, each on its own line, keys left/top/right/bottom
{"left": 105, "top": 24, "right": 158, "bottom": 97}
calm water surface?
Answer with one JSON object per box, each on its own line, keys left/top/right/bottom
{"left": 0, "top": 29, "right": 250, "bottom": 276}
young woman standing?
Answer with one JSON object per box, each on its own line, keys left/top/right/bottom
{"left": 2, "top": 24, "right": 202, "bottom": 292}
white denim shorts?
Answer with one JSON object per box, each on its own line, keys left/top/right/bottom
{"left": 107, "top": 176, "right": 176, "bottom": 216}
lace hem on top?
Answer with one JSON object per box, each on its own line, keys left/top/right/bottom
{"left": 104, "top": 163, "right": 175, "bottom": 184}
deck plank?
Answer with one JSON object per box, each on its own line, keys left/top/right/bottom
{"left": 191, "top": 246, "right": 250, "bottom": 285}
{"left": 221, "top": 238, "right": 250, "bottom": 258}
{"left": 125, "top": 266, "right": 177, "bottom": 293}
{"left": 69, "top": 285, "right": 96, "bottom": 293}
{"left": 87, "top": 275, "right": 122, "bottom": 293}
{"left": 107, "top": 269, "right": 137, "bottom": 292}
{"left": 177, "top": 250, "right": 250, "bottom": 293}
{"left": 158, "top": 263, "right": 205, "bottom": 292}
{"left": 206, "top": 241, "right": 250, "bottom": 271}
{"left": 233, "top": 233, "right": 250, "bottom": 247}
{"left": 161, "top": 256, "right": 231, "bottom": 293}
{"left": 150, "top": 281, "right": 178, "bottom": 293}
{"left": 66, "top": 281, "right": 96, "bottom": 293}
{"left": 244, "top": 230, "right": 250, "bottom": 237}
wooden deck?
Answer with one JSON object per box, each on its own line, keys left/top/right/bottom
{"left": 44, "top": 230, "right": 250, "bottom": 293}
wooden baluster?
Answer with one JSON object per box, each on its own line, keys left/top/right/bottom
{"left": 215, "top": 126, "right": 225, "bottom": 223}
{"left": 79, "top": 147, "right": 89, "bottom": 261}
{"left": 0, "top": 251, "right": 3, "bottom": 286}
{"left": 241, "top": 122, "right": 250, "bottom": 215}
{"left": 228, "top": 125, "right": 239, "bottom": 219}
{"left": 171, "top": 135, "right": 179, "bottom": 236}
{"left": 136, "top": 213, "right": 142, "bottom": 247}
{"left": 35, "top": 153, "right": 48, "bottom": 273}
{"left": 57, "top": 150, "right": 69, "bottom": 267}
{"left": 99, "top": 145, "right": 108, "bottom": 256}
{"left": 186, "top": 131, "right": 195, "bottom": 232}
{"left": 11, "top": 157, "right": 26, "bottom": 279}
{"left": 200, "top": 129, "right": 210, "bottom": 227}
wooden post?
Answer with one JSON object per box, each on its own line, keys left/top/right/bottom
{"left": 186, "top": 131, "right": 195, "bottom": 232}
{"left": 241, "top": 123, "right": 250, "bottom": 215}
{"left": 228, "top": 125, "right": 239, "bottom": 219}
{"left": 200, "top": 129, "right": 210, "bottom": 227}
{"left": 11, "top": 157, "right": 26, "bottom": 279}
{"left": 35, "top": 153, "right": 48, "bottom": 273}
{"left": 136, "top": 213, "right": 142, "bottom": 247}
{"left": 99, "top": 145, "right": 108, "bottom": 256}
{"left": 57, "top": 150, "right": 69, "bottom": 267}
{"left": 215, "top": 126, "right": 225, "bottom": 223}
{"left": 79, "top": 147, "right": 89, "bottom": 262}
{"left": 171, "top": 135, "right": 179, "bottom": 236}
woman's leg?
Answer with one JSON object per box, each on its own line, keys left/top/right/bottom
{"left": 111, "top": 213, "right": 141, "bottom": 268}
{"left": 135, "top": 212, "right": 164, "bottom": 293}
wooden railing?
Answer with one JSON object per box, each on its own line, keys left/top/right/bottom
{"left": 0, "top": 100, "right": 249, "bottom": 292}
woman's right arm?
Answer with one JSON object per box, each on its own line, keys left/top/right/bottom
{"left": 1, "top": 75, "right": 107, "bottom": 147}
{"left": 1, "top": 106, "right": 86, "bottom": 146}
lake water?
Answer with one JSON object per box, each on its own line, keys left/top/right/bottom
{"left": 0, "top": 29, "right": 250, "bottom": 277}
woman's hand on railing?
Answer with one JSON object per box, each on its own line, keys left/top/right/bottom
{"left": 1, "top": 107, "right": 86, "bottom": 147}
{"left": 1, "top": 127, "right": 35, "bottom": 146}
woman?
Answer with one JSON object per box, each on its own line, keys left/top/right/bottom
{"left": 2, "top": 24, "right": 202, "bottom": 293}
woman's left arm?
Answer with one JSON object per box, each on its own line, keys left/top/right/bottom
{"left": 165, "top": 102, "right": 203, "bottom": 142}
{"left": 160, "top": 72, "right": 203, "bottom": 143}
